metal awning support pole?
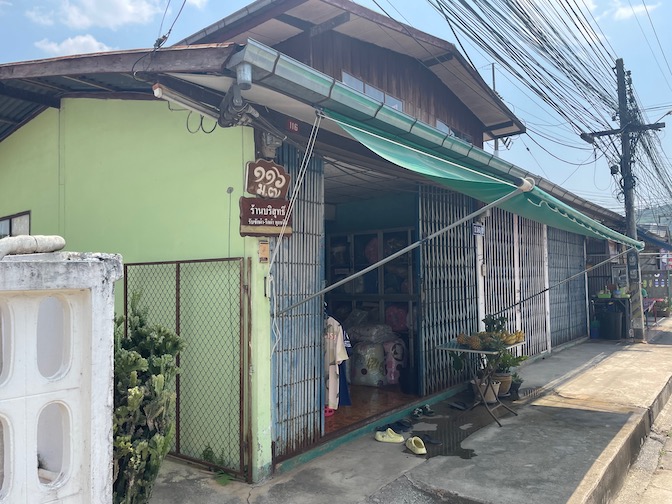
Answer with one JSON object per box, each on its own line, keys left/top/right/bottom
{"left": 277, "top": 179, "right": 535, "bottom": 315}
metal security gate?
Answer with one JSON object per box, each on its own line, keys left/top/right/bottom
{"left": 484, "top": 209, "right": 549, "bottom": 357}
{"left": 419, "top": 185, "right": 479, "bottom": 396}
{"left": 270, "top": 143, "right": 324, "bottom": 462}
{"left": 548, "top": 228, "right": 588, "bottom": 346}
{"left": 587, "top": 238, "right": 613, "bottom": 295}
{"left": 518, "top": 218, "right": 549, "bottom": 356}
{"left": 124, "top": 258, "right": 247, "bottom": 478}
{"left": 483, "top": 208, "right": 518, "bottom": 328}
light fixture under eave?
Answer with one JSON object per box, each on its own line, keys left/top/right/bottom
{"left": 152, "top": 83, "right": 219, "bottom": 120}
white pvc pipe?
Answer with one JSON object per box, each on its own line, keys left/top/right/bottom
{"left": 0, "top": 235, "right": 66, "bottom": 260}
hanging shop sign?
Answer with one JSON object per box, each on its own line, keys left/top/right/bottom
{"left": 245, "top": 159, "right": 290, "bottom": 199}
{"left": 239, "top": 197, "right": 293, "bottom": 237}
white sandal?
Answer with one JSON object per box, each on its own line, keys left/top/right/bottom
{"left": 374, "top": 428, "right": 404, "bottom": 443}
{"left": 405, "top": 436, "right": 427, "bottom": 455}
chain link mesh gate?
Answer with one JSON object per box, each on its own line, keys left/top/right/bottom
{"left": 124, "top": 258, "right": 248, "bottom": 479}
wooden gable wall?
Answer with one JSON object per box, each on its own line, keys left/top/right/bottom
{"left": 275, "top": 30, "right": 484, "bottom": 148}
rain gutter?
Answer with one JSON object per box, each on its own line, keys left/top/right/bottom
{"left": 226, "top": 38, "right": 624, "bottom": 228}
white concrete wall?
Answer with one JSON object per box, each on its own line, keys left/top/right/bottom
{"left": 0, "top": 252, "right": 122, "bottom": 503}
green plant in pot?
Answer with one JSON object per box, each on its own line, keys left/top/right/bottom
{"left": 509, "top": 372, "right": 524, "bottom": 399}
{"left": 492, "top": 350, "right": 527, "bottom": 396}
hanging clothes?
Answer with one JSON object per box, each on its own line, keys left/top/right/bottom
{"left": 325, "top": 316, "right": 350, "bottom": 410}
{"left": 338, "top": 328, "right": 352, "bottom": 407}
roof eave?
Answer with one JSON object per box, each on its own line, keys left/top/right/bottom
{"left": 0, "top": 44, "right": 238, "bottom": 80}
{"left": 176, "top": 0, "right": 524, "bottom": 138}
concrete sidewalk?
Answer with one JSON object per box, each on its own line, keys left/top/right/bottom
{"left": 151, "top": 319, "right": 672, "bottom": 504}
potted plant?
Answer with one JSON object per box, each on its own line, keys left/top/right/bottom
{"left": 453, "top": 315, "right": 527, "bottom": 402}
{"left": 493, "top": 351, "right": 527, "bottom": 396}
{"left": 509, "top": 372, "right": 524, "bottom": 400}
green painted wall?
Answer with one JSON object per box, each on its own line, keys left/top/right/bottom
{"left": 0, "top": 108, "right": 60, "bottom": 234}
{"left": 0, "top": 98, "right": 274, "bottom": 482}
{"left": 59, "top": 98, "right": 249, "bottom": 262}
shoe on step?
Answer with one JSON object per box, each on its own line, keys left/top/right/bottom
{"left": 374, "top": 428, "right": 404, "bottom": 443}
{"left": 405, "top": 436, "right": 427, "bottom": 455}
{"left": 420, "top": 404, "right": 435, "bottom": 416}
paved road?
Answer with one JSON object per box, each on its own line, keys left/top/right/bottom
{"left": 613, "top": 381, "right": 672, "bottom": 504}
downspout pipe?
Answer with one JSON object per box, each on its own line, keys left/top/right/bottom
{"left": 0, "top": 235, "right": 66, "bottom": 260}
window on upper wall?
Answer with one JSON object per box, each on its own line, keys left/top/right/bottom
{"left": 342, "top": 71, "right": 404, "bottom": 112}
{"left": 0, "top": 211, "right": 30, "bottom": 239}
{"left": 435, "top": 119, "right": 454, "bottom": 136}
{"left": 342, "top": 72, "right": 364, "bottom": 93}
{"left": 437, "top": 119, "right": 473, "bottom": 145}
{"left": 454, "top": 130, "right": 473, "bottom": 144}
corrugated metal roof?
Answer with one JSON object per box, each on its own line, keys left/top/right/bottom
{"left": 0, "top": 45, "right": 238, "bottom": 142}
{"left": 638, "top": 227, "right": 672, "bottom": 251}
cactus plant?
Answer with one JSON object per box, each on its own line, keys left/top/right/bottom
{"left": 113, "top": 292, "right": 185, "bottom": 504}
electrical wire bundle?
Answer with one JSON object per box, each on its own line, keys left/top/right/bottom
{"left": 425, "top": 0, "right": 672, "bottom": 217}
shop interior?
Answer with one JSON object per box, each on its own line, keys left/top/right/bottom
{"left": 320, "top": 151, "right": 431, "bottom": 435}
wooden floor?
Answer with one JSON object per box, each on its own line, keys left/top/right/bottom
{"left": 325, "top": 384, "right": 418, "bottom": 434}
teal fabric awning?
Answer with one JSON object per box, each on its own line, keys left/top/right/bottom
{"left": 324, "top": 111, "right": 644, "bottom": 250}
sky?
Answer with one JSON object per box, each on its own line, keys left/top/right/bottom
{"left": 1, "top": 0, "right": 671, "bottom": 216}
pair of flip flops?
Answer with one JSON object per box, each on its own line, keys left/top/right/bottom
{"left": 411, "top": 404, "right": 435, "bottom": 419}
{"left": 376, "top": 418, "right": 413, "bottom": 433}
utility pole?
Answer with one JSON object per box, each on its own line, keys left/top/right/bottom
{"left": 617, "top": 58, "right": 644, "bottom": 340}
{"left": 581, "top": 58, "right": 665, "bottom": 341}
{"left": 492, "top": 63, "right": 499, "bottom": 157}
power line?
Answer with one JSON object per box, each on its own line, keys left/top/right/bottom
{"left": 425, "top": 0, "right": 672, "bottom": 216}
{"left": 625, "top": 0, "right": 672, "bottom": 93}
{"left": 426, "top": 0, "right": 618, "bottom": 136}
{"left": 366, "top": 0, "right": 508, "bottom": 124}
{"left": 640, "top": 0, "right": 672, "bottom": 85}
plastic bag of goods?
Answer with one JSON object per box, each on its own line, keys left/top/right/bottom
{"left": 385, "top": 304, "right": 408, "bottom": 332}
{"left": 350, "top": 343, "right": 386, "bottom": 387}
{"left": 343, "top": 308, "right": 368, "bottom": 329}
{"left": 383, "top": 338, "right": 407, "bottom": 385}
{"left": 347, "top": 324, "right": 396, "bottom": 344}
